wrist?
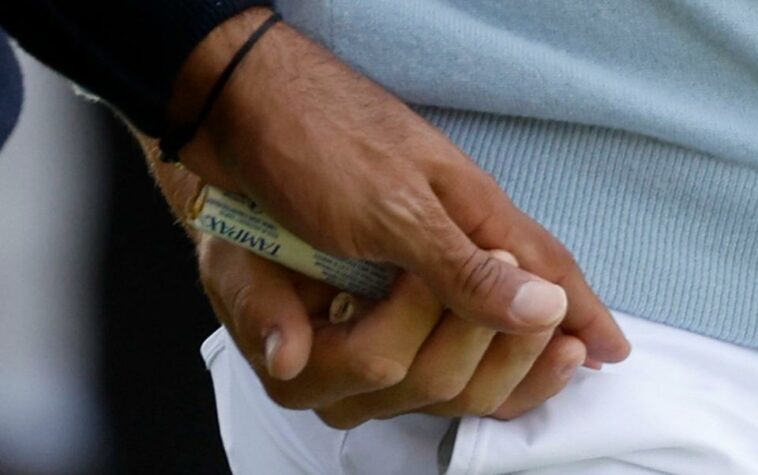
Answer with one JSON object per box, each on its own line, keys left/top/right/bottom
{"left": 166, "top": 7, "right": 274, "bottom": 137}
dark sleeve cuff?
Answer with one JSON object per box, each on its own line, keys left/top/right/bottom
{"left": 0, "top": 0, "right": 272, "bottom": 136}
{"left": 0, "top": 31, "right": 23, "bottom": 149}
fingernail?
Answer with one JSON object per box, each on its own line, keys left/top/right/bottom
{"left": 264, "top": 329, "right": 282, "bottom": 376}
{"left": 558, "top": 362, "right": 580, "bottom": 379}
{"left": 510, "top": 281, "right": 568, "bottom": 327}
{"left": 584, "top": 357, "right": 603, "bottom": 371}
{"left": 329, "top": 292, "right": 355, "bottom": 324}
{"left": 490, "top": 249, "right": 519, "bottom": 267}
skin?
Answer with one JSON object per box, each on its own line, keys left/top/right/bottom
{"left": 144, "top": 7, "right": 632, "bottom": 428}
{"left": 145, "top": 150, "right": 587, "bottom": 428}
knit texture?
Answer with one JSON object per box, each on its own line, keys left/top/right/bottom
{"left": 418, "top": 107, "right": 758, "bottom": 348}
{"left": 0, "top": 32, "right": 22, "bottom": 150}
{"left": 277, "top": 0, "right": 758, "bottom": 348}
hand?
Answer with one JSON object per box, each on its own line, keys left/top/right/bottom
{"left": 145, "top": 153, "right": 589, "bottom": 428}
{"left": 199, "top": 237, "right": 586, "bottom": 429}
{"left": 166, "top": 8, "right": 630, "bottom": 363}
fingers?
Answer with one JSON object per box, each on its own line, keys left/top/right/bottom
{"left": 315, "top": 314, "right": 497, "bottom": 429}
{"left": 432, "top": 159, "right": 630, "bottom": 362}
{"left": 198, "top": 236, "right": 320, "bottom": 380}
{"left": 329, "top": 292, "right": 372, "bottom": 324}
{"left": 386, "top": 185, "right": 568, "bottom": 335}
{"left": 201, "top": 233, "right": 587, "bottom": 428}
{"left": 420, "top": 330, "right": 552, "bottom": 417}
{"left": 506, "top": 216, "right": 630, "bottom": 362}
{"left": 313, "top": 248, "right": 565, "bottom": 428}
{"left": 491, "top": 333, "right": 587, "bottom": 419}
{"left": 261, "top": 273, "right": 442, "bottom": 410}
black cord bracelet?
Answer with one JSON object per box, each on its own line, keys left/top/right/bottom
{"left": 159, "top": 11, "right": 282, "bottom": 163}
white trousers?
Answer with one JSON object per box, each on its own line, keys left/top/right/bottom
{"left": 202, "top": 311, "right": 758, "bottom": 474}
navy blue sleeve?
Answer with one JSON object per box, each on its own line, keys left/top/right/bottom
{"left": 0, "top": 1, "right": 272, "bottom": 137}
{"left": 0, "top": 31, "right": 23, "bottom": 150}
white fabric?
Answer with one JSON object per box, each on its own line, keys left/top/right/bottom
{"left": 202, "top": 311, "right": 758, "bottom": 475}
{"left": 0, "top": 49, "right": 106, "bottom": 473}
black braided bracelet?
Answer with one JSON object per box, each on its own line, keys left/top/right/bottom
{"left": 159, "top": 11, "right": 282, "bottom": 163}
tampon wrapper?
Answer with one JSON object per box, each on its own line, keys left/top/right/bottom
{"left": 190, "top": 186, "right": 396, "bottom": 300}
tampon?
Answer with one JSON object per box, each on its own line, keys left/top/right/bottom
{"left": 189, "top": 185, "right": 396, "bottom": 300}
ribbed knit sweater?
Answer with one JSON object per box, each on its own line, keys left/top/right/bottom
{"left": 277, "top": 0, "right": 758, "bottom": 348}
{"left": 3, "top": 2, "right": 757, "bottom": 348}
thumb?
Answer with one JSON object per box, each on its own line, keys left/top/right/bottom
{"left": 253, "top": 284, "right": 314, "bottom": 381}
{"left": 199, "top": 237, "right": 315, "bottom": 381}
{"left": 396, "top": 206, "right": 567, "bottom": 334}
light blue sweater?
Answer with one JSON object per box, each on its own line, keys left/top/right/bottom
{"left": 277, "top": 0, "right": 758, "bottom": 348}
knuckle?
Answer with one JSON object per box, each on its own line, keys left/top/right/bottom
{"left": 549, "top": 346, "right": 574, "bottom": 369}
{"left": 478, "top": 400, "right": 505, "bottom": 417}
{"left": 550, "top": 338, "right": 587, "bottom": 371}
{"left": 456, "top": 251, "right": 504, "bottom": 304}
{"left": 466, "top": 398, "right": 504, "bottom": 417}
{"left": 516, "top": 332, "right": 554, "bottom": 359}
{"left": 540, "top": 239, "right": 578, "bottom": 281}
{"left": 229, "top": 285, "right": 263, "bottom": 345}
{"left": 262, "top": 383, "right": 310, "bottom": 411}
{"left": 510, "top": 221, "right": 579, "bottom": 282}
{"left": 230, "top": 283, "right": 256, "bottom": 319}
{"left": 315, "top": 410, "right": 364, "bottom": 430}
{"left": 446, "top": 389, "right": 504, "bottom": 417}
{"left": 349, "top": 354, "right": 408, "bottom": 390}
{"left": 491, "top": 402, "right": 527, "bottom": 420}
{"left": 509, "top": 344, "right": 543, "bottom": 367}
{"left": 415, "top": 375, "right": 468, "bottom": 404}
